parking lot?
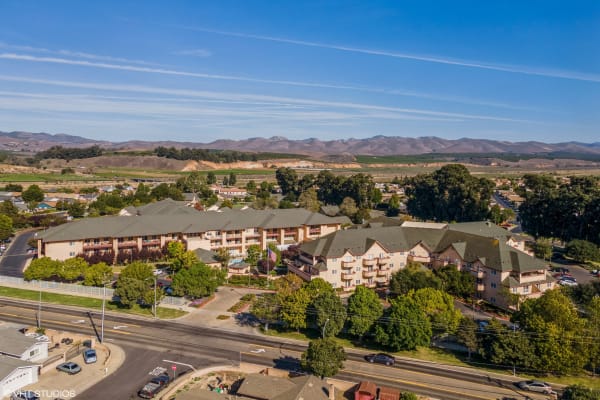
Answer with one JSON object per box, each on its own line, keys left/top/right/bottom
{"left": 13, "top": 343, "right": 124, "bottom": 400}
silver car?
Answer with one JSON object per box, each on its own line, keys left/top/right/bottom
{"left": 517, "top": 380, "right": 552, "bottom": 394}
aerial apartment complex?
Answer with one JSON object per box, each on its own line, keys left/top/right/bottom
{"left": 294, "top": 221, "right": 554, "bottom": 308}
{"left": 37, "top": 199, "right": 350, "bottom": 261}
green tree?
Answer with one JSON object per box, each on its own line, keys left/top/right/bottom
{"left": 214, "top": 247, "right": 231, "bottom": 268}
{"left": 133, "top": 183, "right": 153, "bottom": 204}
{"left": 374, "top": 296, "right": 432, "bottom": 351}
{"left": 586, "top": 296, "right": 600, "bottom": 375}
{"left": 250, "top": 293, "right": 280, "bottom": 332}
{"left": 0, "top": 214, "right": 13, "bottom": 240}
{"left": 83, "top": 262, "right": 113, "bottom": 286}
{"left": 409, "top": 288, "right": 462, "bottom": 334}
{"left": 456, "top": 317, "right": 478, "bottom": 360}
{"left": 401, "top": 393, "right": 419, "bottom": 400}
{"left": 207, "top": 171, "right": 217, "bottom": 185}
{"left": 245, "top": 245, "right": 261, "bottom": 266}
{"left": 435, "top": 264, "right": 475, "bottom": 299}
{"left": 485, "top": 321, "right": 533, "bottom": 374}
{"left": 0, "top": 200, "right": 19, "bottom": 218}
{"left": 4, "top": 183, "right": 22, "bottom": 192}
{"left": 151, "top": 183, "right": 184, "bottom": 201}
{"left": 405, "top": 164, "right": 494, "bottom": 222}
{"left": 389, "top": 262, "right": 441, "bottom": 296}
{"left": 562, "top": 385, "right": 600, "bottom": 400}
{"left": 228, "top": 172, "right": 237, "bottom": 186}
{"left": 167, "top": 241, "right": 198, "bottom": 271}
{"left": 114, "top": 261, "right": 155, "bottom": 307}
{"left": 512, "top": 289, "right": 587, "bottom": 374}
{"left": 298, "top": 188, "right": 320, "bottom": 212}
{"left": 22, "top": 184, "right": 44, "bottom": 203}
{"left": 301, "top": 338, "right": 346, "bottom": 378}
{"left": 66, "top": 201, "right": 86, "bottom": 218}
{"left": 566, "top": 239, "right": 600, "bottom": 263}
{"left": 347, "top": 285, "right": 383, "bottom": 340}
{"left": 280, "top": 287, "right": 310, "bottom": 331}
{"left": 245, "top": 180, "right": 256, "bottom": 194}
{"left": 312, "top": 290, "right": 346, "bottom": 337}
{"left": 275, "top": 167, "right": 298, "bottom": 198}
{"left": 23, "top": 257, "right": 62, "bottom": 280}
{"left": 533, "top": 238, "right": 553, "bottom": 261}
{"left": 58, "top": 257, "right": 87, "bottom": 282}
{"left": 489, "top": 204, "right": 503, "bottom": 225}
{"left": 386, "top": 194, "right": 401, "bottom": 217}
{"left": 339, "top": 197, "right": 358, "bottom": 219}
{"left": 171, "top": 262, "right": 225, "bottom": 298}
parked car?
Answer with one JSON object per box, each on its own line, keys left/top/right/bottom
{"left": 11, "top": 391, "right": 40, "bottom": 400}
{"left": 364, "top": 353, "right": 396, "bottom": 366}
{"left": 150, "top": 373, "right": 171, "bottom": 387}
{"left": 558, "top": 279, "right": 578, "bottom": 287}
{"left": 83, "top": 349, "right": 97, "bottom": 364}
{"left": 138, "top": 382, "right": 164, "bottom": 399}
{"left": 517, "top": 380, "right": 553, "bottom": 394}
{"left": 163, "top": 286, "right": 174, "bottom": 295}
{"left": 56, "top": 362, "right": 82, "bottom": 374}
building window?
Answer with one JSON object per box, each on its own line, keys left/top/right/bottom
{"left": 491, "top": 283, "right": 497, "bottom": 289}
{"left": 367, "top": 254, "right": 373, "bottom": 260}
{"left": 355, "top": 280, "right": 361, "bottom": 285}
{"left": 356, "top": 256, "right": 361, "bottom": 260}
{"left": 491, "top": 297, "right": 496, "bottom": 303}
{"left": 512, "top": 288, "right": 517, "bottom": 293}
{"left": 355, "top": 267, "right": 361, "bottom": 273}
{"left": 491, "top": 270, "right": 497, "bottom": 275}
{"left": 523, "top": 286, "right": 530, "bottom": 293}
{"left": 69, "top": 252, "right": 75, "bottom": 257}
{"left": 70, "top": 241, "right": 75, "bottom": 246}
{"left": 379, "top": 253, "right": 385, "bottom": 258}
{"left": 344, "top": 256, "right": 353, "bottom": 262}
{"left": 331, "top": 258, "right": 337, "bottom": 263}
{"left": 332, "top": 270, "right": 337, "bottom": 274}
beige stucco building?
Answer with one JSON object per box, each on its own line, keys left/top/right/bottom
{"left": 37, "top": 199, "right": 349, "bottom": 262}
{"left": 295, "top": 221, "right": 554, "bottom": 308}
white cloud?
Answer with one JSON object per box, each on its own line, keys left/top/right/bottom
{"left": 179, "top": 26, "right": 600, "bottom": 83}
{"left": 0, "top": 52, "right": 537, "bottom": 111}
{"left": 0, "top": 42, "right": 161, "bottom": 66}
{"left": 173, "top": 49, "right": 212, "bottom": 57}
{"left": 0, "top": 74, "right": 534, "bottom": 123}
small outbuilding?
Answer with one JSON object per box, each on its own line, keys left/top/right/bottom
{"left": 0, "top": 356, "right": 39, "bottom": 397}
{"left": 354, "top": 380, "right": 377, "bottom": 400}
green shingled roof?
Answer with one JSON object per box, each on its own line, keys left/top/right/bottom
{"left": 39, "top": 208, "right": 350, "bottom": 242}
{"left": 300, "top": 222, "right": 545, "bottom": 274}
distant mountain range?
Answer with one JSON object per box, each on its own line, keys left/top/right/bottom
{"left": 2, "top": 130, "right": 600, "bottom": 157}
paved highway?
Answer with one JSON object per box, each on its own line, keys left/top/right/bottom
{"left": 0, "top": 230, "right": 37, "bottom": 277}
{"left": 0, "top": 298, "right": 552, "bottom": 400}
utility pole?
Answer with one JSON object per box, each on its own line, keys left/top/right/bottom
{"left": 100, "top": 283, "right": 106, "bottom": 343}
{"left": 37, "top": 280, "right": 42, "bottom": 329}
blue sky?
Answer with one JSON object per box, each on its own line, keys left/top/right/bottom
{"left": 0, "top": 1, "right": 598, "bottom": 143}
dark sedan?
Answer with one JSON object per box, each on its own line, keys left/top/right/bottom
{"left": 364, "top": 353, "right": 396, "bottom": 366}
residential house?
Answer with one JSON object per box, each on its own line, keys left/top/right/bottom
{"left": 235, "top": 373, "right": 331, "bottom": 400}
{"left": 0, "top": 356, "right": 39, "bottom": 398}
{"left": 0, "top": 327, "right": 48, "bottom": 362}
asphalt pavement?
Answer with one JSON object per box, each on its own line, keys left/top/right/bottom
{"left": 0, "top": 230, "right": 37, "bottom": 277}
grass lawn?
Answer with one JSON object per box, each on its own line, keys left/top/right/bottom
{"left": 263, "top": 327, "right": 600, "bottom": 389}
{"left": 0, "top": 173, "right": 104, "bottom": 182}
{"left": 0, "top": 285, "right": 187, "bottom": 319}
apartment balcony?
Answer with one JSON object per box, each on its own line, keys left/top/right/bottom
{"left": 363, "top": 270, "right": 376, "bottom": 278}
{"left": 287, "top": 264, "right": 320, "bottom": 281}
{"left": 226, "top": 234, "right": 242, "bottom": 239}
{"left": 266, "top": 235, "right": 279, "bottom": 240}
{"left": 474, "top": 270, "right": 485, "bottom": 279}
{"left": 378, "top": 264, "right": 390, "bottom": 271}
{"left": 342, "top": 285, "right": 355, "bottom": 292}
{"left": 142, "top": 239, "right": 160, "bottom": 246}
{"left": 378, "top": 256, "right": 390, "bottom": 265}
{"left": 341, "top": 272, "right": 354, "bottom": 280}
{"left": 309, "top": 229, "right": 321, "bottom": 236}
{"left": 117, "top": 241, "right": 137, "bottom": 248}
{"left": 341, "top": 260, "right": 356, "bottom": 269}
{"left": 364, "top": 281, "right": 376, "bottom": 288}
{"left": 83, "top": 242, "right": 112, "bottom": 250}
{"left": 363, "top": 259, "right": 377, "bottom": 266}
{"left": 377, "top": 269, "right": 388, "bottom": 277}
{"left": 476, "top": 283, "right": 485, "bottom": 292}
